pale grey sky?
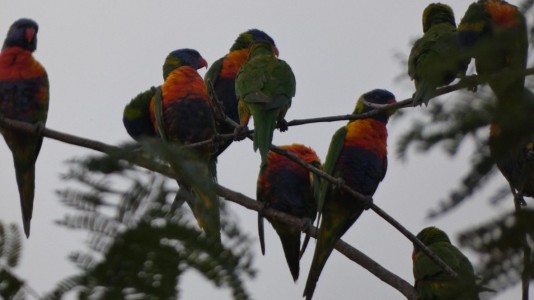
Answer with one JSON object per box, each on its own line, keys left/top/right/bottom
{"left": 0, "top": 1, "right": 526, "bottom": 299}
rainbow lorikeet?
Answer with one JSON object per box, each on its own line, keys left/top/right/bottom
{"left": 408, "top": 3, "right": 469, "bottom": 106}
{"left": 459, "top": 1, "right": 531, "bottom": 205}
{"left": 204, "top": 29, "right": 277, "bottom": 157}
{"left": 123, "top": 88, "right": 157, "bottom": 141}
{"left": 489, "top": 88, "right": 534, "bottom": 206}
{"left": 257, "top": 144, "right": 321, "bottom": 281}
{"left": 124, "top": 49, "right": 220, "bottom": 240}
{"left": 458, "top": 0, "right": 527, "bottom": 99}
{"left": 303, "top": 89, "right": 396, "bottom": 300}
{"left": 235, "top": 41, "right": 295, "bottom": 165}
{"left": 0, "top": 19, "right": 49, "bottom": 238}
{"left": 153, "top": 49, "right": 220, "bottom": 240}
{"left": 413, "top": 226, "right": 481, "bottom": 300}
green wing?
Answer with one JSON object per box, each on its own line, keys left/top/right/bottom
{"left": 317, "top": 126, "right": 347, "bottom": 216}
{"left": 204, "top": 57, "right": 224, "bottom": 97}
{"left": 153, "top": 86, "right": 167, "bottom": 142}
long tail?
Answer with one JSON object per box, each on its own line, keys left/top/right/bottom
{"left": 252, "top": 109, "right": 278, "bottom": 165}
{"left": 303, "top": 209, "right": 363, "bottom": 299}
{"left": 173, "top": 159, "right": 221, "bottom": 243}
{"left": 276, "top": 227, "right": 302, "bottom": 282}
{"left": 14, "top": 165, "right": 35, "bottom": 238}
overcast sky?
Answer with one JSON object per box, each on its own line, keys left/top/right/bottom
{"left": 0, "top": 1, "right": 527, "bottom": 299}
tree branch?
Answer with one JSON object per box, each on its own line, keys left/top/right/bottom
{"left": 0, "top": 115, "right": 418, "bottom": 299}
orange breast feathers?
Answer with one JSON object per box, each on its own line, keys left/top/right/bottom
{"left": 0, "top": 47, "right": 46, "bottom": 80}
{"left": 162, "top": 66, "right": 209, "bottom": 103}
{"left": 220, "top": 49, "right": 249, "bottom": 78}
{"left": 485, "top": 0, "right": 521, "bottom": 28}
{"left": 345, "top": 119, "right": 388, "bottom": 157}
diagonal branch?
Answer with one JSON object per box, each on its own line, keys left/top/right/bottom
{"left": 0, "top": 115, "right": 417, "bottom": 299}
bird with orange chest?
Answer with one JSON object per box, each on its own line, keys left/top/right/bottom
{"left": 303, "top": 89, "right": 396, "bottom": 300}
{"left": 257, "top": 143, "right": 321, "bottom": 282}
{"left": 0, "top": 18, "right": 49, "bottom": 238}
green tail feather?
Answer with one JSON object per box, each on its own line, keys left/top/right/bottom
{"left": 251, "top": 108, "right": 278, "bottom": 165}
{"left": 173, "top": 160, "right": 221, "bottom": 243}
{"left": 275, "top": 226, "right": 302, "bottom": 282}
{"left": 14, "top": 165, "right": 35, "bottom": 238}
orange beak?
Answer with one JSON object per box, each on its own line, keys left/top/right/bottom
{"left": 274, "top": 46, "right": 279, "bottom": 57}
{"left": 25, "top": 28, "right": 35, "bottom": 43}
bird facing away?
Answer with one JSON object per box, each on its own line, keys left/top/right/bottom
{"left": 257, "top": 144, "right": 321, "bottom": 281}
{"left": 0, "top": 18, "right": 49, "bottom": 238}
{"left": 408, "top": 3, "right": 469, "bottom": 106}
{"left": 413, "top": 226, "right": 481, "bottom": 300}
{"left": 204, "top": 29, "right": 277, "bottom": 157}
{"left": 235, "top": 41, "right": 295, "bottom": 165}
{"left": 303, "top": 89, "right": 396, "bottom": 300}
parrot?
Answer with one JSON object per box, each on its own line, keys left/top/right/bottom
{"left": 204, "top": 29, "right": 277, "bottom": 158}
{"left": 0, "top": 18, "right": 49, "bottom": 238}
{"left": 303, "top": 89, "right": 396, "bottom": 300}
{"left": 408, "top": 3, "right": 470, "bottom": 106}
{"left": 489, "top": 87, "right": 534, "bottom": 206}
{"left": 256, "top": 144, "right": 321, "bottom": 281}
{"left": 458, "top": 0, "right": 527, "bottom": 99}
{"left": 413, "top": 226, "right": 481, "bottom": 300}
{"left": 123, "top": 88, "right": 157, "bottom": 140}
{"left": 154, "top": 49, "right": 220, "bottom": 241}
{"left": 459, "top": 1, "right": 531, "bottom": 205}
{"left": 124, "top": 49, "right": 220, "bottom": 241}
{"left": 235, "top": 41, "right": 295, "bottom": 165}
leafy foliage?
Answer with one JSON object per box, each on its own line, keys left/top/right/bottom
{"left": 459, "top": 209, "right": 534, "bottom": 293}
{"left": 45, "top": 140, "right": 255, "bottom": 299}
{"left": 0, "top": 222, "right": 25, "bottom": 299}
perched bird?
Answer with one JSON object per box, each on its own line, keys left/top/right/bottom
{"left": 489, "top": 88, "right": 534, "bottom": 206}
{"left": 408, "top": 3, "right": 469, "bottom": 106}
{"left": 256, "top": 144, "right": 320, "bottom": 281}
{"left": 123, "top": 88, "right": 157, "bottom": 140}
{"left": 0, "top": 18, "right": 49, "bottom": 238}
{"left": 124, "top": 49, "right": 220, "bottom": 240}
{"left": 303, "top": 89, "right": 396, "bottom": 299}
{"left": 413, "top": 226, "right": 481, "bottom": 300}
{"left": 459, "top": 0, "right": 531, "bottom": 205}
{"left": 458, "top": 0, "right": 527, "bottom": 99}
{"left": 235, "top": 41, "right": 295, "bottom": 165}
{"left": 204, "top": 29, "right": 277, "bottom": 157}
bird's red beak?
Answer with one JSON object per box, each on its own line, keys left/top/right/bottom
{"left": 25, "top": 28, "right": 35, "bottom": 43}
{"left": 199, "top": 57, "right": 208, "bottom": 69}
{"left": 274, "top": 46, "right": 279, "bottom": 57}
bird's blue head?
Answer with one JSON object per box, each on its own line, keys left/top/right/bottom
{"left": 3, "top": 18, "right": 39, "bottom": 52}
{"left": 231, "top": 29, "right": 277, "bottom": 54}
{"left": 162, "top": 48, "right": 208, "bottom": 79}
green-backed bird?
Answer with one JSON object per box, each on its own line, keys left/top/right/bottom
{"left": 413, "top": 226, "right": 481, "bottom": 300}
{"left": 257, "top": 144, "right": 320, "bottom": 281}
{"left": 204, "top": 29, "right": 277, "bottom": 157}
{"left": 0, "top": 18, "right": 49, "bottom": 238}
{"left": 408, "top": 3, "right": 469, "bottom": 106}
{"left": 458, "top": 0, "right": 527, "bottom": 99}
{"left": 303, "top": 89, "right": 396, "bottom": 300}
{"left": 235, "top": 40, "right": 295, "bottom": 165}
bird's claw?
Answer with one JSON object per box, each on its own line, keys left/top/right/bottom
{"left": 514, "top": 194, "right": 527, "bottom": 207}
{"left": 300, "top": 218, "right": 313, "bottom": 233}
{"left": 334, "top": 177, "right": 345, "bottom": 189}
{"left": 34, "top": 121, "right": 45, "bottom": 136}
{"left": 461, "top": 74, "right": 478, "bottom": 93}
{"left": 277, "top": 119, "right": 288, "bottom": 132}
{"left": 361, "top": 196, "right": 374, "bottom": 210}
{"left": 234, "top": 125, "right": 248, "bottom": 141}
